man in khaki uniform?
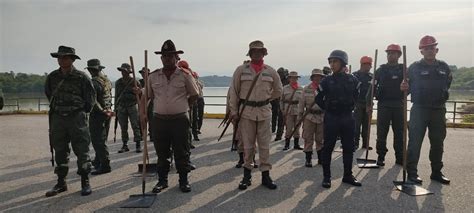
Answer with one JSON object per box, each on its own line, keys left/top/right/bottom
{"left": 299, "top": 69, "right": 325, "bottom": 167}
{"left": 281, "top": 71, "right": 303, "bottom": 151}
{"left": 148, "top": 40, "right": 199, "bottom": 193}
{"left": 228, "top": 40, "right": 282, "bottom": 190}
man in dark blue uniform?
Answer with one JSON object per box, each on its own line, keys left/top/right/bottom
{"left": 368, "top": 44, "right": 404, "bottom": 166}
{"left": 315, "top": 50, "right": 362, "bottom": 188}
{"left": 401, "top": 35, "right": 452, "bottom": 185}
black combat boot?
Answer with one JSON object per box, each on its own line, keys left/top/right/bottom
{"left": 45, "top": 177, "right": 67, "bottom": 197}
{"left": 91, "top": 160, "right": 111, "bottom": 175}
{"left": 283, "top": 138, "right": 290, "bottom": 151}
{"left": 238, "top": 168, "right": 252, "bottom": 190}
{"left": 152, "top": 169, "right": 169, "bottom": 193}
{"left": 342, "top": 175, "right": 362, "bottom": 186}
{"left": 305, "top": 152, "right": 313, "bottom": 167}
{"left": 235, "top": 152, "right": 244, "bottom": 168}
{"left": 81, "top": 175, "right": 92, "bottom": 196}
{"left": 293, "top": 138, "right": 303, "bottom": 150}
{"left": 376, "top": 155, "right": 385, "bottom": 167}
{"left": 193, "top": 133, "right": 200, "bottom": 141}
{"left": 431, "top": 172, "right": 450, "bottom": 185}
{"left": 178, "top": 172, "right": 191, "bottom": 193}
{"left": 317, "top": 150, "right": 322, "bottom": 165}
{"left": 118, "top": 144, "right": 129, "bottom": 153}
{"left": 322, "top": 177, "right": 331, "bottom": 188}
{"left": 135, "top": 142, "right": 142, "bottom": 153}
{"left": 261, "top": 171, "right": 277, "bottom": 189}
{"left": 92, "top": 157, "right": 100, "bottom": 170}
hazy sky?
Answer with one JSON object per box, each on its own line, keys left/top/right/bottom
{"left": 1, "top": 0, "right": 473, "bottom": 80}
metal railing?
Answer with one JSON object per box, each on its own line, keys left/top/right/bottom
{"left": 1, "top": 96, "right": 473, "bottom": 124}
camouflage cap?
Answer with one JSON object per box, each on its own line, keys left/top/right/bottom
{"left": 85, "top": 59, "right": 105, "bottom": 70}
{"left": 311, "top": 69, "right": 325, "bottom": 76}
{"left": 50, "top": 45, "right": 81, "bottom": 60}
{"left": 117, "top": 63, "right": 132, "bottom": 73}
{"left": 288, "top": 71, "right": 300, "bottom": 78}
{"left": 246, "top": 40, "right": 268, "bottom": 56}
{"left": 139, "top": 67, "right": 150, "bottom": 73}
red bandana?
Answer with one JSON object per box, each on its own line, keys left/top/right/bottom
{"left": 311, "top": 81, "right": 319, "bottom": 91}
{"left": 290, "top": 81, "right": 299, "bottom": 90}
{"left": 250, "top": 60, "right": 264, "bottom": 73}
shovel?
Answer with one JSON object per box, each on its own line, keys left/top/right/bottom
{"left": 393, "top": 46, "right": 432, "bottom": 196}
{"left": 357, "top": 49, "right": 379, "bottom": 169}
{"left": 121, "top": 53, "right": 157, "bottom": 208}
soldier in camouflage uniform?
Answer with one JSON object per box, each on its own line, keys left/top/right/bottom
{"left": 273, "top": 68, "right": 289, "bottom": 141}
{"left": 115, "top": 63, "right": 142, "bottom": 153}
{"left": 45, "top": 46, "right": 95, "bottom": 197}
{"left": 86, "top": 59, "right": 113, "bottom": 175}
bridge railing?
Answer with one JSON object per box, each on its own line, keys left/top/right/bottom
{"left": 1, "top": 96, "right": 473, "bottom": 124}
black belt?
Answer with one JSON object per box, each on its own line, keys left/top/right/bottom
{"left": 53, "top": 106, "right": 83, "bottom": 116}
{"left": 283, "top": 100, "right": 299, "bottom": 105}
{"left": 239, "top": 99, "right": 270, "bottom": 107}
{"left": 153, "top": 112, "right": 186, "bottom": 120}
{"left": 310, "top": 109, "right": 323, "bottom": 115}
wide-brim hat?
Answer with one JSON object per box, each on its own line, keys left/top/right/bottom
{"left": 139, "top": 67, "right": 150, "bottom": 73}
{"left": 288, "top": 71, "right": 300, "bottom": 78}
{"left": 85, "top": 59, "right": 105, "bottom": 70}
{"left": 155, "top": 39, "right": 184, "bottom": 55}
{"left": 246, "top": 40, "right": 268, "bottom": 56}
{"left": 50, "top": 45, "right": 81, "bottom": 60}
{"left": 310, "top": 69, "right": 325, "bottom": 77}
{"left": 117, "top": 63, "right": 132, "bottom": 73}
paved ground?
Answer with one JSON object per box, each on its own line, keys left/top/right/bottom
{"left": 0, "top": 114, "right": 473, "bottom": 212}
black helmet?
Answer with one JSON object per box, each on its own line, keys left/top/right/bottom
{"left": 277, "top": 67, "right": 285, "bottom": 73}
{"left": 328, "top": 50, "right": 348, "bottom": 65}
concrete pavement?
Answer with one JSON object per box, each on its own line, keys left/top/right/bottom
{"left": 0, "top": 114, "right": 473, "bottom": 212}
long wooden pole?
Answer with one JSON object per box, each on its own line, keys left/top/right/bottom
{"left": 402, "top": 45, "right": 408, "bottom": 182}
{"left": 364, "top": 49, "right": 377, "bottom": 160}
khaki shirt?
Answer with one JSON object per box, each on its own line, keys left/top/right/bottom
{"left": 195, "top": 79, "right": 204, "bottom": 97}
{"left": 147, "top": 68, "right": 199, "bottom": 115}
{"left": 298, "top": 85, "right": 324, "bottom": 124}
{"left": 229, "top": 63, "right": 283, "bottom": 121}
{"left": 281, "top": 84, "right": 303, "bottom": 116}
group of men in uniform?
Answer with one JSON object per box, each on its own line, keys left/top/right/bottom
{"left": 44, "top": 34, "right": 451, "bottom": 197}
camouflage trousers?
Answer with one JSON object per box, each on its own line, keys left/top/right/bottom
{"left": 89, "top": 112, "right": 111, "bottom": 168}
{"left": 50, "top": 111, "right": 91, "bottom": 177}
{"left": 117, "top": 105, "right": 142, "bottom": 144}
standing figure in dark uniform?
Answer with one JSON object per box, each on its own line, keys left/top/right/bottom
{"left": 86, "top": 59, "right": 114, "bottom": 175}
{"left": 273, "top": 67, "right": 289, "bottom": 140}
{"left": 352, "top": 56, "right": 373, "bottom": 150}
{"left": 315, "top": 50, "right": 362, "bottom": 188}
{"left": 401, "top": 35, "right": 452, "bottom": 185}
{"left": 45, "top": 46, "right": 95, "bottom": 197}
{"left": 148, "top": 40, "right": 199, "bottom": 193}
{"left": 368, "top": 44, "right": 404, "bottom": 166}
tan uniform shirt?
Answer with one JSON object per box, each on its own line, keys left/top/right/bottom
{"left": 147, "top": 68, "right": 199, "bottom": 115}
{"left": 196, "top": 79, "right": 204, "bottom": 97}
{"left": 281, "top": 84, "right": 303, "bottom": 116}
{"left": 298, "top": 84, "right": 324, "bottom": 124}
{"left": 229, "top": 63, "right": 283, "bottom": 121}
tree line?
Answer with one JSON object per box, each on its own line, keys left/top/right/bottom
{"left": 1, "top": 66, "right": 474, "bottom": 94}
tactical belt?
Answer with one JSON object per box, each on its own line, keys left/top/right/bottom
{"left": 283, "top": 100, "right": 299, "bottom": 105}
{"left": 239, "top": 99, "right": 270, "bottom": 107}
{"left": 310, "top": 109, "right": 323, "bottom": 115}
{"left": 154, "top": 112, "right": 187, "bottom": 120}
{"left": 53, "top": 106, "right": 83, "bottom": 117}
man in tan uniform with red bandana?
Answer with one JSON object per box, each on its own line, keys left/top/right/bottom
{"left": 299, "top": 69, "right": 325, "bottom": 167}
{"left": 281, "top": 71, "right": 303, "bottom": 151}
{"left": 228, "top": 40, "right": 283, "bottom": 190}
